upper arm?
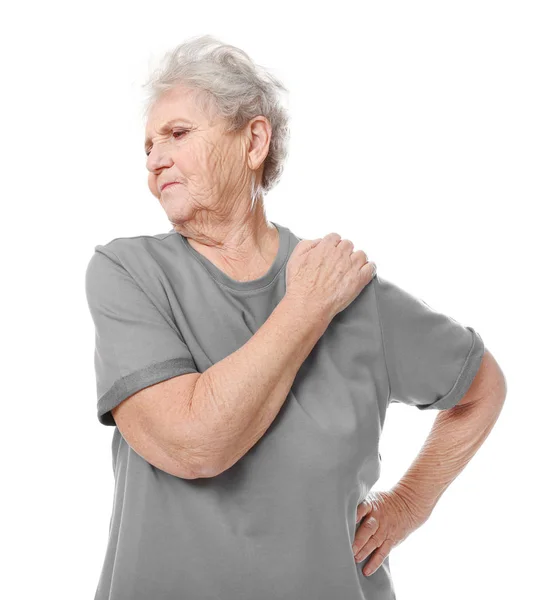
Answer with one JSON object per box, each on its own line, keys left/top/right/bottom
{"left": 373, "top": 275, "right": 486, "bottom": 411}
{"left": 85, "top": 246, "right": 210, "bottom": 479}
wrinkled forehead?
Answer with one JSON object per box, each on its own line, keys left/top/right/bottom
{"left": 145, "top": 86, "right": 216, "bottom": 134}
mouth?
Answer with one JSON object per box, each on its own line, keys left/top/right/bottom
{"left": 161, "top": 182, "right": 180, "bottom": 191}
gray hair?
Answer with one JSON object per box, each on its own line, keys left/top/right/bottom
{"left": 141, "top": 34, "right": 291, "bottom": 196}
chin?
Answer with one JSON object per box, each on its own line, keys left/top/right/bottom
{"left": 165, "top": 208, "right": 195, "bottom": 227}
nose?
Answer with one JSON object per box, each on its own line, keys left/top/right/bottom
{"left": 146, "top": 146, "right": 173, "bottom": 172}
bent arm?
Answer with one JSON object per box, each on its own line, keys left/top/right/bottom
{"left": 390, "top": 349, "right": 507, "bottom": 520}
{"left": 186, "top": 296, "right": 331, "bottom": 477}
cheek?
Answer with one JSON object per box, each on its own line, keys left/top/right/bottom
{"left": 193, "top": 140, "right": 231, "bottom": 176}
{"left": 181, "top": 148, "right": 209, "bottom": 175}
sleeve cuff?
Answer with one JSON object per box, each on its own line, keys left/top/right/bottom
{"left": 97, "top": 357, "right": 199, "bottom": 426}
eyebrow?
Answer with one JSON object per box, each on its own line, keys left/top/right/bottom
{"left": 144, "top": 119, "right": 193, "bottom": 152}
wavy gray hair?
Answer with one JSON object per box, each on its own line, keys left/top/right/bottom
{"left": 141, "top": 35, "right": 291, "bottom": 196}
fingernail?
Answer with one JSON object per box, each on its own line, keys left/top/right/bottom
{"left": 352, "top": 544, "right": 358, "bottom": 554}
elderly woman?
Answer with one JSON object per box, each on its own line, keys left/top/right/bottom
{"left": 85, "top": 35, "right": 506, "bottom": 600}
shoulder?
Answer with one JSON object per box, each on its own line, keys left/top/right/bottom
{"left": 88, "top": 228, "right": 186, "bottom": 275}
{"left": 372, "top": 273, "right": 421, "bottom": 302}
{"left": 371, "top": 273, "right": 464, "bottom": 338}
{"left": 371, "top": 274, "right": 426, "bottom": 316}
{"left": 85, "top": 229, "right": 189, "bottom": 303}
{"left": 93, "top": 228, "right": 177, "bottom": 259}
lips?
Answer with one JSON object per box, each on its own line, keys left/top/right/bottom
{"left": 161, "top": 182, "right": 180, "bottom": 191}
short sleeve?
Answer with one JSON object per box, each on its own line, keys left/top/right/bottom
{"left": 85, "top": 247, "right": 199, "bottom": 426}
{"left": 373, "top": 275, "right": 485, "bottom": 411}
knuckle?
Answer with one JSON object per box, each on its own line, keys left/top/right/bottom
{"left": 353, "top": 537, "right": 365, "bottom": 551}
{"left": 375, "top": 545, "right": 387, "bottom": 560}
{"left": 376, "top": 548, "right": 387, "bottom": 561}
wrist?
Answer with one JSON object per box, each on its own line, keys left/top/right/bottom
{"left": 390, "top": 481, "right": 433, "bottom": 525}
{"left": 281, "top": 293, "right": 332, "bottom": 331}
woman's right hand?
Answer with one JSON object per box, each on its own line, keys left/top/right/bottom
{"left": 285, "top": 232, "right": 376, "bottom": 322}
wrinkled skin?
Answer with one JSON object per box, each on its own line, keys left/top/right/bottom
{"left": 353, "top": 490, "right": 430, "bottom": 577}
{"left": 144, "top": 85, "right": 271, "bottom": 247}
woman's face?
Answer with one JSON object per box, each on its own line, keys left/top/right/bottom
{"left": 145, "top": 86, "right": 252, "bottom": 228}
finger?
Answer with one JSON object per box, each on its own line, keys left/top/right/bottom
{"left": 362, "top": 539, "right": 393, "bottom": 577}
{"left": 354, "top": 537, "right": 381, "bottom": 563}
{"left": 362, "top": 261, "right": 377, "bottom": 279}
{"left": 352, "top": 515, "right": 379, "bottom": 554}
{"left": 355, "top": 499, "right": 373, "bottom": 523}
{"left": 354, "top": 530, "right": 383, "bottom": 562}
{"left": 355, "top": 502, "right": 366, "bottom": 523}
{"left": 297, "top": 238, "right": 322, "bottom": 253}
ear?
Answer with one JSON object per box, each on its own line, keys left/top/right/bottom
{"left": 246, "top": 115, "right": 272, "bottom": 171}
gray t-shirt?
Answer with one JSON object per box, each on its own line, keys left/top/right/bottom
{"left": 85, "top": 220, "right": 484, "bottom": 600}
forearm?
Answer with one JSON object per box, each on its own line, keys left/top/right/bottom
{"left": 391, "top": 391, "right": 506, "bottom": 520}
{"left": 188, "top": 296, "right": 331, "bottom": 476}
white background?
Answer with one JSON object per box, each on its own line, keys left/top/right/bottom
{"left": 1, "top": 1, "right": 558, "bottom": 598}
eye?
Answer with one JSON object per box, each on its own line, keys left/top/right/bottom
{"left": 145, "top": 130, "right": 190, "bottom": 156}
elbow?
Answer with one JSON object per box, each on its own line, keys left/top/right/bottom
{"left": 181, "top": 372, "right": 236, "bottom": 479}
{"left": 189, "top": 459, "right": 223, "bottom": 479}
{"left": 493, "top": 354, "right": 508, "bottom": 404}
{"left": 180, "top": 424, "right": 226, "bottom": 480}
{"left": 181, "top": 396, "right": 227, "bottom": 480}
{"left": 177, "top": 452, "right": 222, "bottom": 480}
{"left": 179, "top": 440, "right": 224, "bottom": 480}
{"left": 179, "top": 373, "right": 246, "bottom": 479}
{"left": 188, "top": 447, "right": 239, "bottom": 479}
{"left": 481, "top": 352, "right": 508, "bottom": 409}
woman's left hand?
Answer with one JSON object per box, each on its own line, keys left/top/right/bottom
{"left": 352, "top": 489, "right": 428, "bottom": 577}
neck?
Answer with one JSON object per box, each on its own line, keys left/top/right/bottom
{"left": 177, "top": 204, "right": 280, "bottom": 281}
